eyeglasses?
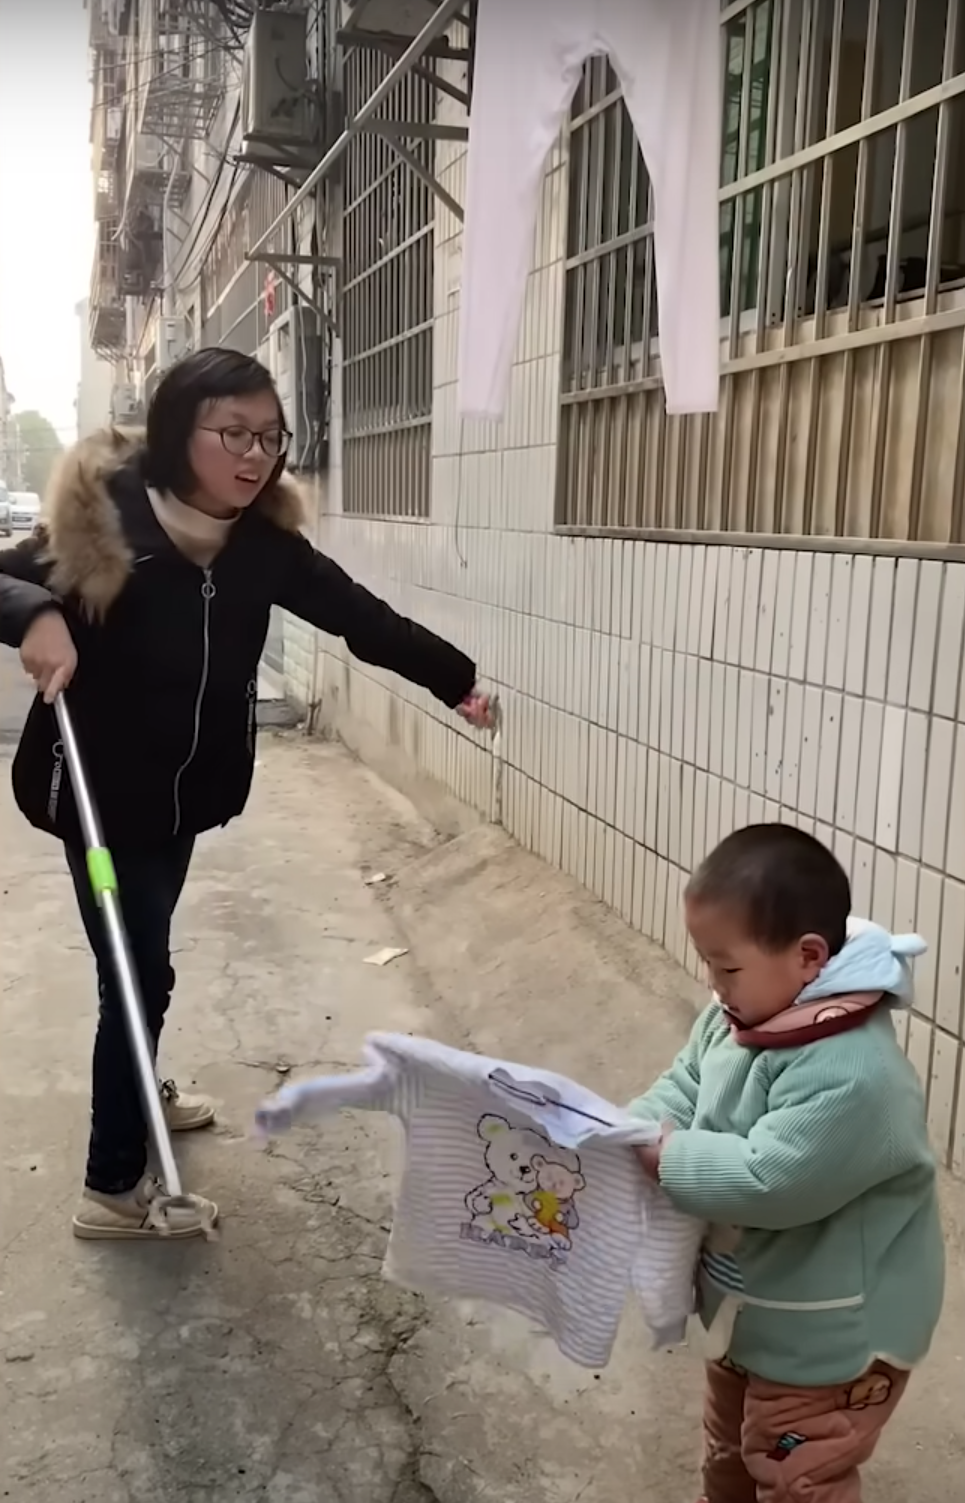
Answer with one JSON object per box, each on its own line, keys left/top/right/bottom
{"left": 198, "top": 424, "right": 291, "bottom": 459}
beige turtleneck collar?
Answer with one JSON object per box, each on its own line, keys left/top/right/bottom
{"left": 146, "top": 486, "right": 237, "bottom": 569}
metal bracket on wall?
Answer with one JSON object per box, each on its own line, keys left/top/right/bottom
{"left": 334, "top": 28, "right": 470, "bottom": 64}
{"left": 360, "top": 120, "right": 468, "bottom": 141}
{"left": 244, "top": 0, "right": 471, "bottom": 265}
{"left": 235, "top": 157, "right": 316, "bottom": 189}
{"left": 366, "top": 122, "right": 465, "bottom": 222}
{"left": 412, "top": 63, "right": 469, "bottom": 109}
{"left": 247, "top": 251, "right": 340, "bottom": 334}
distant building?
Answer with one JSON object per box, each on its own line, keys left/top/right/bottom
{"left": 75, "top": 298, "right": 115, "bottom": 438}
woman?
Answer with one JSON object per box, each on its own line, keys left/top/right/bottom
{"left": 0, "top": 348, "right": 490, "bottom": 1242}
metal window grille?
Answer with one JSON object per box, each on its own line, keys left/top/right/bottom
{"left": 558, "top": 0, "right": 965, "bottom": 546}
{"left": 199, "top": 173, "right": 291, "bottom": 356}
{"left": 342, "top": 45, "right": 435, "bottom": 519}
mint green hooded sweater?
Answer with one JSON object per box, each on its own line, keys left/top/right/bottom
{"left": 629, "top": 1003, "right": 944, "bottom": 1386}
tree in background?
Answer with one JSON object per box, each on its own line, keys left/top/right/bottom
{"left": 10, "top": 410, "right": 63, "bottom": 496}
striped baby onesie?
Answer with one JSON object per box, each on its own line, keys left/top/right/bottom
{"left": 255, "top": 1033, "right": 705, "bottom": 1369}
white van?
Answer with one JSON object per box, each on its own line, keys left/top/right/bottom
{"left": 10, "top": 491, "right": 41, "bottom": 530}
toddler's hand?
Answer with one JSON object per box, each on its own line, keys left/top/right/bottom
{"left": 635, "top": 1124, "right": 674, "bottom": 1182}
{"left": 254, "top": 1099, "right": 295, "bottom": 1138}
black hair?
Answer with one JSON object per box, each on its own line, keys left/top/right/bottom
{"left": 686, "top": 823, "right": 850, "bottom": 956}
{"left": 143, "top": 347, "right": 286, "bottom": 496}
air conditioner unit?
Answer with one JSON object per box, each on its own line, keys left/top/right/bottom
{"left": 267, "top": 304, "right": 324, "bottom": 472}
{"left": 242, "top": 8, "right": 313, "bottom": 149}
{"left": 155, "top": 315, "right": 187, "bottom": 372}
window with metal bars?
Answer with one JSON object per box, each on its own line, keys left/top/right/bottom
{"left": 341, "top": 46, "right": 435, "bottom": 519}
{"left": 199, "top": 173, "right": 290, "bottom": 355}
{"left": 558, "top": 0, "right": 965, "bottom": 546}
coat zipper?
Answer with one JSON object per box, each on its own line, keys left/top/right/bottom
{"left": 172, "top": 568, "right": 216, "bottom": 835}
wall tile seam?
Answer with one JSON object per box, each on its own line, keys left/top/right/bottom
{"left": 301, "top": 574, "right": 960, "bottom": 700}
{"left": 318, "top": 648, "right": 953, "bottom": 745}
{"left": 307, "top": 718, "right": 965, "bottom": 1126}
{"left": 307, "top": 564, "right": 887, "bottom": 625}
{"left": 323, "top": 529, "right": 965, "bottom": 566}
{"left": 308, "top": 650, "right": 484, "bottom": 726}
{"left": 510, "top": 820, "right": 964, "bottom": 1040}
{"left": 908, "top": 1012, "right": 965, "bottom": 1047}
{"left": 432, "top": 341, "right": 566, "bottom": 380}
{"left": 388, "top": 728, "right": 956, "bottom": 868}
{"left": 440, "top": 683, "right": 965, "bottom": 743}
{"left": 316, "top": 695, "right": 965, "bottom": 886}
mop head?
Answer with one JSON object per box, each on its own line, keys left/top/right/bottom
{"left": 146, "top": 1190, "right": 220, "bottom": 1241}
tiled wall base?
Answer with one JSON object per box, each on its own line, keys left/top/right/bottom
{"left": 281, "top": 534, "right": 965, "bottom": 1176}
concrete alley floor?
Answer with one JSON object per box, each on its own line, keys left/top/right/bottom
{"left": 1, "top": 635, "right": 964, "bottom": 1501}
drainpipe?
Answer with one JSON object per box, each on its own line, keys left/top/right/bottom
{"left": 305, "top": 0, "right": 335, "bottom": 738}
{"left": 305, "top": 473, "right": 324, "bottom": 736}
{"left": 161, "top": 154, "right": 182, "bottom": 319}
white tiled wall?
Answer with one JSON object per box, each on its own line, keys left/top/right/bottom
{"left": 283, "top": 121, "right": 965, "bottom": 1176}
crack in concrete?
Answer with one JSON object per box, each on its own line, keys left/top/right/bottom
{"left": 264, "top": 1130, "right": 449, "bottom": 1503}
{"left": 0, "top": 731, "right": 568, "bottom": 1503}
{"left": 236, "top": 1057, "right": 353, "bottom": 1077}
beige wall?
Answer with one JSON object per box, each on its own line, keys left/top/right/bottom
{"left": 284, "top": 96, "right": 965, "bottom": 1178}
{"left": 75, "top": 298, "right": 115, "bottom": 439}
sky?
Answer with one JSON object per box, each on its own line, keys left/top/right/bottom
{"left": 0, "top": 0, "right": 93, "bottom": 442}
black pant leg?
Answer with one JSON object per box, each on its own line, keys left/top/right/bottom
{"left": 65, "top": 838, "right": 195, "bottom": 1194}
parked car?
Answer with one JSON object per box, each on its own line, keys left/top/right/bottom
{"left": 10, "top": 490, "right": 41, "bottom": 531}
{"left": 0, "top": 484, "right": 10, "bottom": 537}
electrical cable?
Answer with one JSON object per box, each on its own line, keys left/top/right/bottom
{"left": 173, "top": 157, "right": 242, "bottom": 291}
{"left": 184, "top": 0, "right": 248, "bottom": 52}
{"left": 163, "top": 98, "right": 242, "bottom": 287}
{"left": 90, "top": 0, "right": 325, "bottom": 402}
{"left": 95, "top": 61, "right": 236, "bottom": 256}
{"left": 92, "top": 40, "right": 235, "bottom": 109}
{"left": 295, "top": 285, "right": 311, "bottom": 471}
{"left": 95, "top": 105, "right": 238, "bottom": 353}
{"left": 194, "top": 0, "right": 253, "bottom": 49}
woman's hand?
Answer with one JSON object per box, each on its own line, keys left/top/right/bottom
{"left": 20, "top": 611, "right": 78, "bottom": 704}
{"left": 456, "top": 688, "right": 494, "bottom": 730}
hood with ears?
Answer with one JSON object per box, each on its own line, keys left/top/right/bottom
{"left": 36, "top": 425, "right": 308, "bottom": 619}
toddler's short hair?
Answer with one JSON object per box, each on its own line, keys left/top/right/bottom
{"left": 686, "top": 824, "right": 850, "bottom": 956}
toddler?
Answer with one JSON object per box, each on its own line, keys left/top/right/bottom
{"left": 630, "top": 824, "right": 944, "bottom": 1503}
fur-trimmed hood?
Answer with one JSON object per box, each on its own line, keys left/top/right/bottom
{"left": 38, "top": 426, "right": 308, "bottom": 618}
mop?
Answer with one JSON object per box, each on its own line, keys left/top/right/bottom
{"left": 55, "top": 695, "right": 217, "bottom": 1238}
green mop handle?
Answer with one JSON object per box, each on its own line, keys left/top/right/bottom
{"left": 54, "top": 695, "right": 183, "bottom": 1196}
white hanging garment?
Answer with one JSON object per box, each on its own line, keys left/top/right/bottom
{"left": 255, "top": 1033, "right": 705, "bottom": 1369}
{"left": 456, "top": 0, "right": 721, "bottom": 420}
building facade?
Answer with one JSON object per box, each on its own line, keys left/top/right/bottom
{"left": 87, "top": 1, "right": 965, "bottom": 1175}
{"left": 75, "top": 298, "right": 116, "bottom": 438}
{"left": 0, "top": 353, "right": 11, "bottom": 483}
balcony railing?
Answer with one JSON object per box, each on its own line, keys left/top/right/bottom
{"left": 88, "top": 0, "right": 121, "bottom": 50}
{"left": 120, "top": 205, "right": 163, "bottom": 298}
{"left": 92, "top": 101, "right": 122, "bottom": 179}
{"left": 124, "top": 123, "right": 167, "bottom": 204}
{"left": 138, "top": 1, "right": 225, "bottom": 143}
{"left": 94, "top": 167, "right": 117, "bottom": 221}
